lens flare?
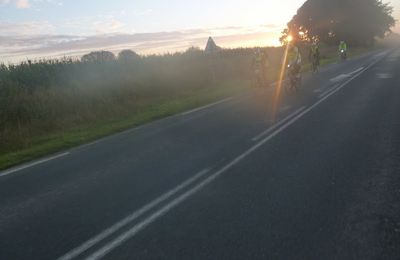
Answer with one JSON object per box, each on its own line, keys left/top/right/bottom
{"left": 271, "top": 42, "right": 290, "bottom": 122}
{"left": 287, "top": 35, "right": 293, "bottom": 42}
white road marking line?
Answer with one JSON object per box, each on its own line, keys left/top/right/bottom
{"left": 180, "top": 97, "right": 233, "bottom": 116}
{"left": 329, "top": 74, "right": 349, "bottom": 83}
{"left": 79, "top": 140, "right": 102, "bottom": 149}
{"left": 57, "top": 168, "right": 210, "bottom": 260}
{"left": 376, "top": 73, "right": 393, "bottom": 79}
{"left": 329, "top": 67, "right": 364, "bottom": 83}
{"left": 318, "top": 84, "right": 340, "bottom": 99}
{"left": 86, "top": 72, "right": 356, "bottom": 259}
{"left": 0, "top": 152, "right": 70, "bottom": 178}
{"left": 252, "top": 106, "right": 306, "bottom": 142}
{"left": 349, "top": 67, "right": 365, "bottom": 75}
{"left": 62, "top": 54, "right": 387, "bottom": 260}
{"left": 86, "top": 60, "right": 381, "bottom": 259}
{"left": 75, "top": 97, "right": 235, "bottom": 151}
{"left": 88, "top": 57, "right": 386, "bottom": 260}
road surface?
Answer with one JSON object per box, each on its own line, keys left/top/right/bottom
{"left": 1, "top": 48, "right": 400, "bottom": 260}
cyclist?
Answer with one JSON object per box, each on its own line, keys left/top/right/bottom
{"left": 252, "top": 48, "right": 268, "bottom": 87}
{"left": 287, "top": 41, "right": 302, "bottom": 90}
{"left": 339, "top": 41, "right": 348, "bottom": 61}
{"left": 309, "top": 40, "right": 320, "bottom": 72}
{"left": 287, "top": 41, "right": 302, "bottom": 74}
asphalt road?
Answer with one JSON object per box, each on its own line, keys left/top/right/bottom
{"left": 1, "top": 47, "right": 400, "bottom": 260}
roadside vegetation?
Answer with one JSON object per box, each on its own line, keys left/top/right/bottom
{"left": 0, "top": 0, "right": 396, "bottom": 170}
{"left": 281, "top": 0, "right": 395, "bottom": 45}
{"left": 0, "top": 42, "right": 387, "bottom": 170}
{"left": 0, "top": 47, "right": 279, "bottom": 169}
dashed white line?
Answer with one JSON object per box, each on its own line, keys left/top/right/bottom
{"left": 329, "top": 67, "right": 364, "bottom": 83}
{"left": 0, "top": 152, "right": 70, "bottom": 178}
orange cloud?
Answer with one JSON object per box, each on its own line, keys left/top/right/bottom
{"left": 15, "top": 0, "right": 30, "bottom": 8}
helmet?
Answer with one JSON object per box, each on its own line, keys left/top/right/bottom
{"left": 311, "top": 36, "right": 319, "bottom": 44}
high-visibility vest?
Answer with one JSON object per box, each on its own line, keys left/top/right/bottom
{"left": 288, "top": 46, "right": 301, "bottom": 64}
{"left": 255, "top": 56, "right": 263, "bottom": 64}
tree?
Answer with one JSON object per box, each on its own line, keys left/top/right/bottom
{"left": 281, "top": 0, "right": 396, "bottom": 46}
{"left": 81, "top": 51, "right": 115, "bottom": 63}
{"left": 117, "top": 50, "right": 141, "bottom": 62}
{"left": 184, "top": 46, "right": 204, "bottom": 57}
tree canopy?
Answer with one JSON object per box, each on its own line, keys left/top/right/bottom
{"left": 117, "top": 50, "right": 141, "bottom": 62}
{"left": 81, "top": 51, "right": 116, "bottom": 63}
{"left": 281, "top": 0, "right": 396, "bottom": 46}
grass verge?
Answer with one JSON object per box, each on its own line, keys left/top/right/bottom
{"left": 0, "top": 81, "right": 247, "bottom": 170}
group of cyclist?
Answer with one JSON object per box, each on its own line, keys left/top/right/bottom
{"left": 252, "top": 37, "right": 348, "bottom": 90}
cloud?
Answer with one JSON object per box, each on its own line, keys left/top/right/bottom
{"left": 94, "top": 19, "right": 125, "bottom": 34}
{"left": 0, "top": 0, "right": 62, "bottom": 8}
{"left": 0, "top": 25, "right": 284, "bottom": 63}
{"left": 0, "top": 0, "right": 11, "bottom": 5}
{"left": 59, "top": 15, "right": 133, "bottom": 36}
{"left": 133, "top": 9, "right": 157, "bottom": 16}
{"left": 15, "top": 0, "right": 29, "bottom": 8}
{"left": 0, "top": 20, "right": 55, "bottom": 35}
{"left": 0, "top": 0, "right": 30, "bottom": 8}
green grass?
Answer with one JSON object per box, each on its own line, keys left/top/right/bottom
{"left": 0, "top": 81, "right": 247, "bottom": 170}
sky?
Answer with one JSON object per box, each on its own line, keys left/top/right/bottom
{"left": 0, "top": 0, "right": 399, "bottom": 62}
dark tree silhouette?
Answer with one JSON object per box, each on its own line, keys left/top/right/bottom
{"left": 81, "top": 51, "right": 116, "bottom": 63}
{"left": 117, "top": 50, "right": 141, "bottom": 62}
{"left": 281, "top": 0, "right": 396, "bottom": 46}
